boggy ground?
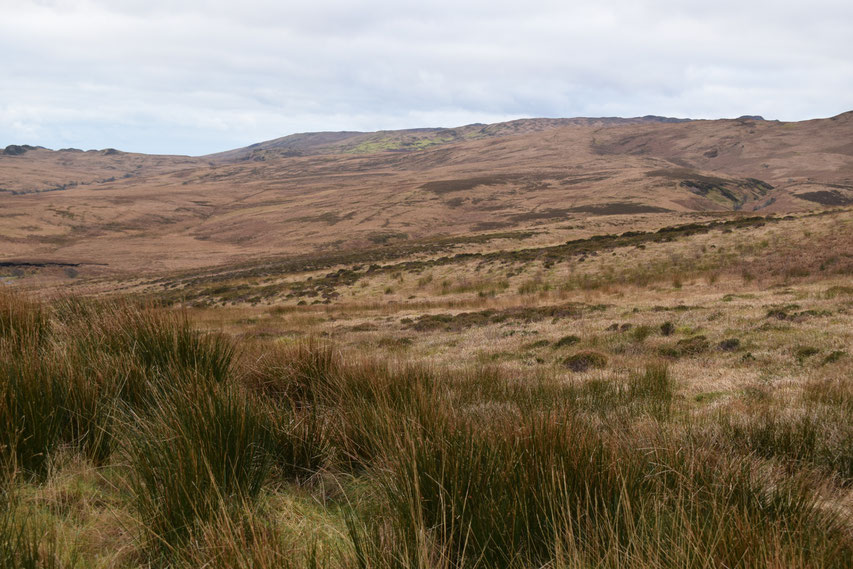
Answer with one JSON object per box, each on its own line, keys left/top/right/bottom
{"left": 1, "top": 207, "right": 852, "bottom": 568}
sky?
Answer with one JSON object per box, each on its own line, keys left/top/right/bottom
{"left": 1, "top": 0, "right": 851, "bottom": 156}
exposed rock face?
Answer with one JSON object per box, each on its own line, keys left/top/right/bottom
{"left": 3, "top": 144, "right": 37, "bottom": 156}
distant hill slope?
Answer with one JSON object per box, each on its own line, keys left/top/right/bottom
{"left": 206, "top": 116, "right": 693, "bottom": 162}
{"left": 0, "top": 112, "right": 850, "bottom": 277}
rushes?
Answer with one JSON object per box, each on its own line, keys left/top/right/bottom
{"left": 1, "top": 295, "right": 236, "bottom": 478}
{"left": 126, "top": 383, "right": 275, "bottom": 551}
{"left": 1, "top": 289, "right": 852, "bottom": 567}
{"left": 64, "top": 300, "right": 236, "bottom": 392}
{"left": 355, "top": 402, "right": 850, "bottom": 569}
{"left": 240, "top": 339, "right": 340, "bottom": 407}
{"left": 571, "top": 362, "right": 675, "bottom": 419}
{"left": 0, "top": 290, "right": 50, "bottom": 349}
{"left": 718, "top": 394, "right": 853, "bottom": 482}
{"left": 0, "top": 344, "right": 112, "bottom": 477}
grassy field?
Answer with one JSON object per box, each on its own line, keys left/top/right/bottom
{"left": 2, "top": 208, "right": 852, "bottom": 568}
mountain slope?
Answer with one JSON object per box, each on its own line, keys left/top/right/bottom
{"left": 206, "top": 116, "right": 692, "bottom": 162}
{"left": 0, "top": 113, "right": 851, "bottom": 279}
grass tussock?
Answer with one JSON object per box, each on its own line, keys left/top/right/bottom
{"left": 353, "top": 407, "right": 849, "bottom": 569}
{"left": 0, "top": 290, "right": 50, "bottom": 349}
{"left": 126, "top": 383, "right": 275, "bottom": 552}
{"left": 563, "top": 350, "right": 608, "bottom": 372}
{"left": 717, "top": 378, "right": 853, "bottom": 483}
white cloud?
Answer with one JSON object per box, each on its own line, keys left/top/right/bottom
{"left": 0, "top": 0, "right": 851, "bottom": 154}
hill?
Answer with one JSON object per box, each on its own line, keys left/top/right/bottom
{"left": 1, "top": 112, "right": 851, "bottom": 282}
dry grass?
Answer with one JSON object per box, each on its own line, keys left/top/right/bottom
{"left": 2, "top": 208, "right": 853, "bottom": 568}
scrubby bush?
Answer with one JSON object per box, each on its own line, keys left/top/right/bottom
{"left": 563, "top": 350, "right": 608, "bottom": 372}
{"left": 553, "top": 334, "right": 581, "bottom": 348}
{"left": 676, "top": 335, "right": 710, "bottom": 355}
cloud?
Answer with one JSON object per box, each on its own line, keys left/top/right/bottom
{"left": 1, "top": 0, "right": 851, "bottom": 154}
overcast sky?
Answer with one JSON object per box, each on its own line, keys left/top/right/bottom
{"left": 1, "top": 0, "right": 851, "bottom": 155}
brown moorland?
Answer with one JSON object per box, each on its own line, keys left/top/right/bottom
{"left": 1, "top": 112, "right": 851, "bottom": 283}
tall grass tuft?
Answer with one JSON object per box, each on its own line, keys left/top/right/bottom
{"left": 354, "top": 410, "right": 852, "bottom": 568}
{"left": 718, "top": 405, "right": 853, "bottom": 482}
{"left": 84, "top": 302, "right": 236, "bottom": 391}
{"left": 127, "top": 383, "right": 275, "bottom": 552}
{"left": 1, "top": 294, "right": 237, "bottom": 476}
{"left": 239, "top": 340, "right": 442, "bottom": 472}
{"left": 174, "top": 502, "right": 315, "bottom": 569}
{"left": 0, "top": 345, "right": 110, "bottom": 477}
{"left": 0, "top": 490, "right": 56, "bottom": 569}
{"left": 0, "top": 290, "right": 50, "bottom": 349}
{"left": 52, "top": 298, "right": 235, "bottom": 404}
{"left": 239, "top": 340, "right": 339, "bottom": 408}
{"left": 0, "top": 349, "right": 72, "bottom": 478}
{"left": 567, "top": 363, "right": 674, "bottom": 420}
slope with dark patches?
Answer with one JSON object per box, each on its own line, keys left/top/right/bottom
{"left": 1, "top": 112, "right": 851, "bottom": 278}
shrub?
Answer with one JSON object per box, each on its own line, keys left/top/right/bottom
{"left": 631, "top": 324, "right": 654, "bottom": 342}
{"left": 563, "top": 351, "right": 608, "bottom": 372}
{"left": 676, "top": 335, "right": 709, "bottom": 355}
{"left": 553, "top": 334, "right": 581, "bottom": 348}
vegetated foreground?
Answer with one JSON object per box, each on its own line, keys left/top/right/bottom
{"left": 2, "top": 207, "right": 853, "bottom": 568}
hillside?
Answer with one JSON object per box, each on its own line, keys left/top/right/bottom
{"left": 206, "top": 115, "right": 691, "bottom": 161}
{"left": 1, "top": 112, "right": 851, "bottom": 283}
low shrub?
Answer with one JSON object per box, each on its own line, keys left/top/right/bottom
{"left": 677, "top": 335, "right": 709, "bottom": 354}
{"left": 631, "top": 324, "right": 654, "bottom": 342}
{"left": 563, "top": 351, "right": 608, "bottom": 372}
{"left": 553, "top": 334, "right": 581, "bottom": 348}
